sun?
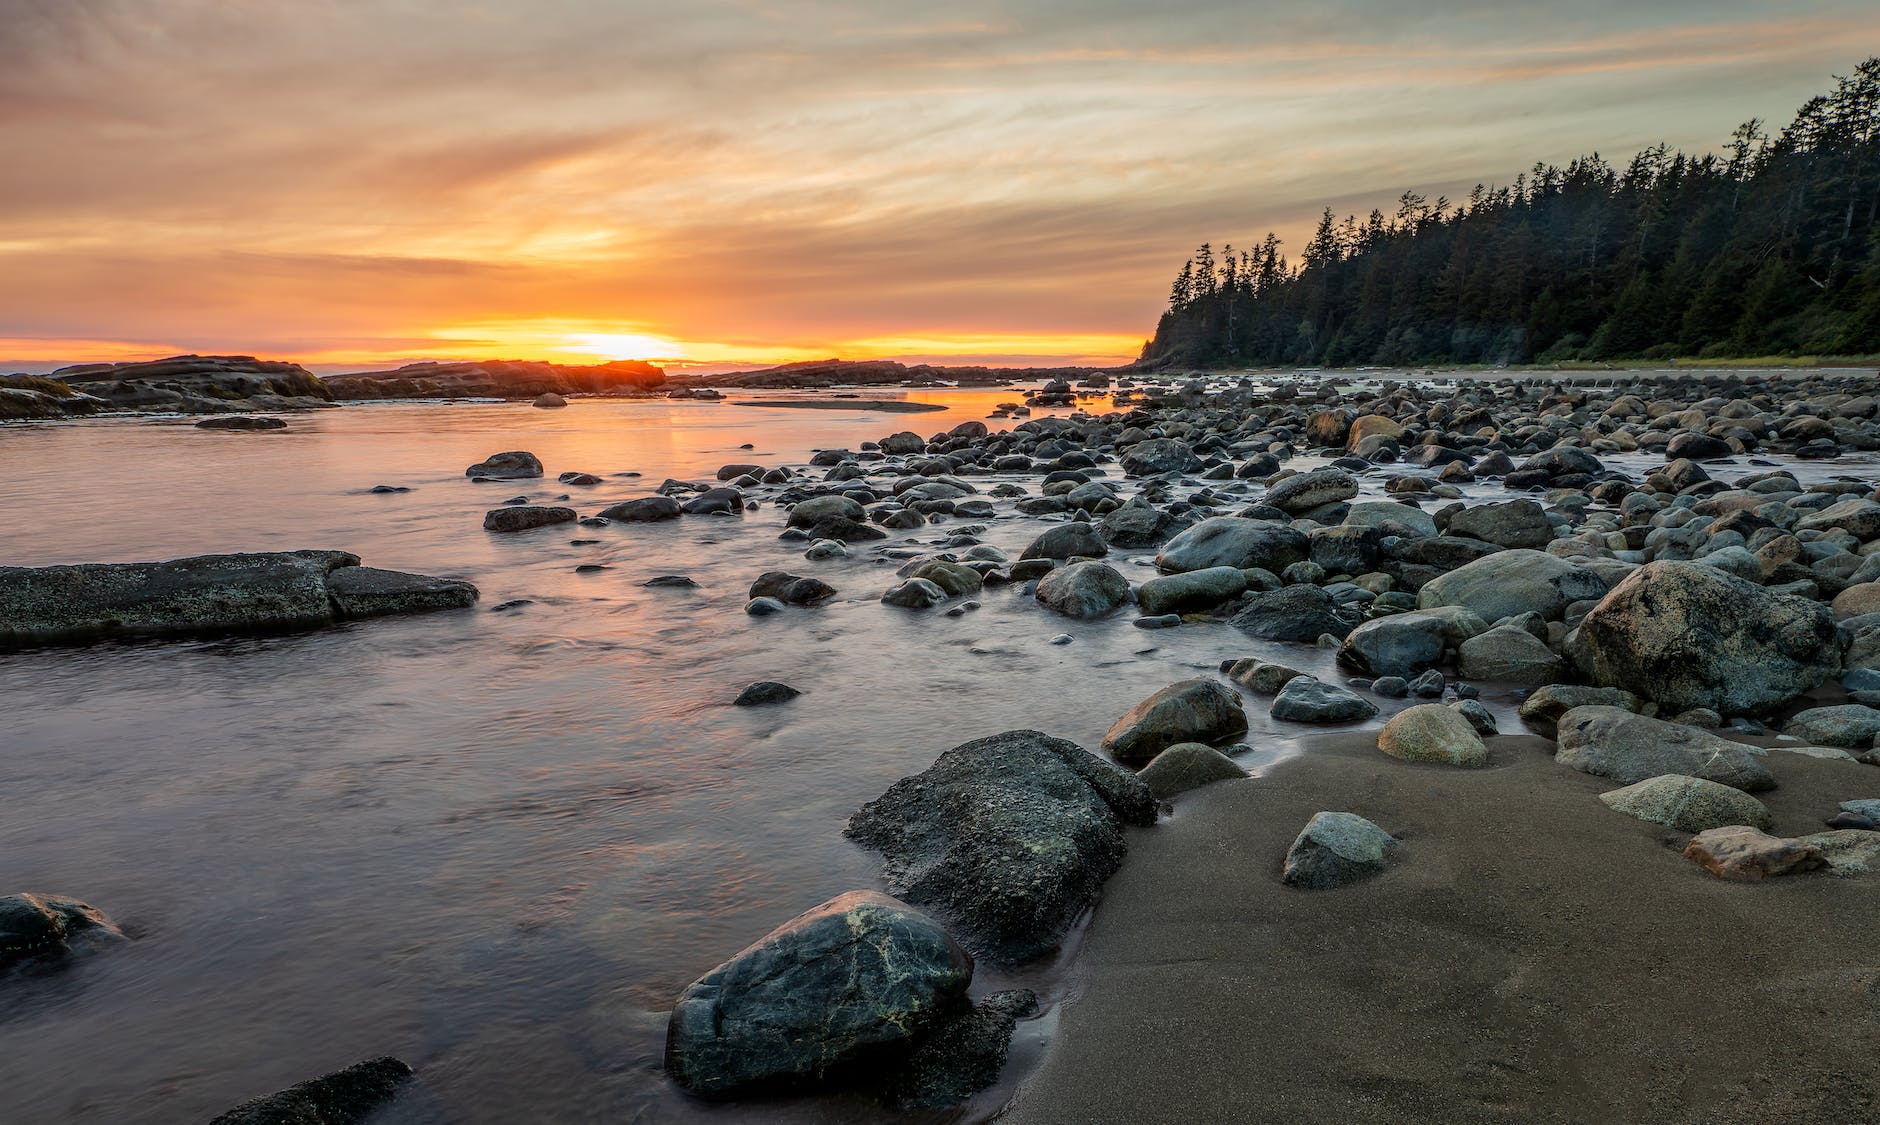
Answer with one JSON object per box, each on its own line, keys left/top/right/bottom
{"left": 559, "top": 332, "right": 684, "bottom": 362}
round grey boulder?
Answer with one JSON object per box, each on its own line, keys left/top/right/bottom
{"left": 1281, "top": 812, "right": 1398, "bottom": 889}
{"left": 1035, "top": 562, "right": 1131, "bottom": 619}
{"left": 1597, "top": 774, "right": 1774, "bottom": 833}
{"left": 1137, "top": 742, "right": 1248, "bottom": 798}
{"left": 1102, "top": 678, "right": 1249, "bottom": 764}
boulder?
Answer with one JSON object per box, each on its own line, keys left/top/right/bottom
{"left": 195, "top": 415, "right": 287, "bottom": 431}
{"left": 482, "top": 505, "right": 576, "bottom": 532}
{"left": 1783, "top": 704, "right": 1880, "bottom": 748}
{"left": 209, "top": 1057, "right": 414, "bottom": 1125}
{"left": 1269, "top": 677, "right": 1378, "bottom": 723}
{"left": 1376, "top": 704, "right": 1488, "bottom": 767}
{"left": 1554, "top": 707, "right": 1774, "bottom": 791}
{"left": 1020, "top": 522, "right": 1109, "bottom": 561}
{"left": 597, "top": 496, "right": 683, "bottom": 522}
{"left": 533, "top": 392, "right": 568, "bottom": 408}
{"left": 846, "top": 731, "right": 1155, "bottom": 962}
{"left": 1456, "top": 623, "right": 1565, "bottom": 684}
{"left": 1222, "top": 658, "right": 1304, "bottom": 694}
{"left": 1119, "top": 438, "right": 1202, "bottom": 477}
{"left": 1683, "top": 827, "right": 1826, "bottom": 881}
{"left": 1597, "top": 774, "right": 1774, "bottom": 833}
{"left": 465, "top": 450, "right": 543, "bottom": 479}
{"left": 0, "top": 551, "right": 476, "bottom": 647}
{"left": 1446, "top": 499, "right": 1555, "bottom": 550}
{"left": 787, "top": 495, "right": 866, "bottom": 529}
{"left": 1417, "top": 549, "right": 1609, "bottom": 622}
{"left": 1574, "top": 561, "right": 1841, "bottom": 716}
{"left": 879, "top": 990, "right": 1039, "bottom": 1110}
{"left": 1265, "top": 467, "right": 1358, "bottom": 514}
{"left": 749, "top": 571, "right": 837, "bottom": 606}
{"left": 1137, "top": 566, "right": 1247, "bottom": 616}
{"left": 665, "top": 892, "right": 972, "bottom": 1094}
{"left": 1097, "top": 501, "right": 1187, "bottom": 547}
{"left": 1034, "top": 562, "right": 1131, "bottom": 619}
{"left": 908, "top": 560, "right": 983, "bottom": 598}
{"left": 1155, "top": 517, "right": 1306, "bottom": 574}
{"left": 1337, "top": 612, "right": 1448, "bottom": 678}
{"left": 1136, "top": 743, "right": 1248, "bottom": 798}
{"left": 883, "top": 578, "right": 948, "bottom": 609}
{"left": 1517, "top": 684, "right": 1649, "bottom": 724}
{"left": 1281, "top": 812, "right": 1398, "bottom": 889}
{"left": 1344, "top": 501, "right": 1438, "bottom": 538}
{"left": 1102, "top": 679, "right": 1248, "bottom": 764}
{"left": 1232, "top": 585, "right": 1359, "bottom": 642}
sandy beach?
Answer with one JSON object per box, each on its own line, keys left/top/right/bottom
{"left": 1006, "top": 732, "right": 1880, "bottom": 1124}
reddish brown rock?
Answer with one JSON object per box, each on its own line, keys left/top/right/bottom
{"left": 1683, "top": 827, "right": 1826, "bottom": 882}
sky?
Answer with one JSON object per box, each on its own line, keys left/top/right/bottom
{"left": 2, "top": 1, "right": 1877, "bottom": 374}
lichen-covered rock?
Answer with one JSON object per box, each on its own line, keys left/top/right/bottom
{"left": 665, "top": 892, "right": 972, "bottom": 1094}
{"left": 1597, "top": 774, "right": 1774, "bottom": 833}
{"left": 1554, "top": 707, "right": 1774, "bottom": 792}
{"left": 1574, "top": 561, "right": 1842, "bottom": 716}
{"left": 1136, "top": 742, "right": 1247, "bottom": 798}
{"left": 1281, "top": 812, "right": 1398, "bottom": 889}
{"left": 209, "top": 1057, "right": 414, "bottom": 1125}
{"left": 0, "top": 552, "right": 476, "bottom": 647}
{"left": 1034, "top": 561, "right": 1131, "bottom": 619}
{"left": 1102, "top": 679, "right": 1248, "bottom": 764}
{"left": 1783, "top": 704, "right": 1880, "bottom": 748}
{"left": 1683, "top": 827, "right": 1825, "bottom": 881}
{"left": 846, "top": 731, "right": 1155, "bottom": 963}
{"left": 1377, "top": 704, "right": 1488, "bottom": 767}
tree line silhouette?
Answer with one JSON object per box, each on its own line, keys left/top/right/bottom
{"left": 1142, "top": 58, "right": 1880, "bottom": 368}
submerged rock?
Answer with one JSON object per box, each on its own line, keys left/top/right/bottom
{"left": 1574, "top": 561, "right": 1840, "bottom": 716}
{"left": 846, "top": 730, "right": 1155, "bottom": 963}
{"left": 0, "top": 551, "right": 476, "bottom": 647}
{"left": 1281, "top": 812, "right": 1398, "bottom": 889}
{"left": 195, "top": 415, "right": 287, "bottom": 431}
{"left": 209, "top": 1058, "right": 412, "bottom": 1124}
{"left": 734, "top": 681, "right": 800, "bottom": 706}
{"left": 465, "top": 450, "right": 543, "bottom": 479}
{"left": 665, "top": 892, "right": 972, "bottom": 1095}
{"left": 0, "top": 893, "right": 122, "bottom": 969}
{"left": 1102, "top": 678, "right": 1248, "bottom": 764}
{"left": 482, "top": 505, "right": 576, "bottom": 532}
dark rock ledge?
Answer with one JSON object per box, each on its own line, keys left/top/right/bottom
{"left": 0, "top": 551, "right": 477, "bottom": 647}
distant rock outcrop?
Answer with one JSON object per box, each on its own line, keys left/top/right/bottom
{"left": 25, "top": 355, "right": 333, "bottom": 416}
{"left": 689, "top": 360, "right": 1112, "bottom": 389}
{"left": 323, "top": 359, "right": 665, "bottom": 400}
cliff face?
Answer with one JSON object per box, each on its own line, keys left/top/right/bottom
{"left": 323, "top": 359, "right": 665, "bottom": 400}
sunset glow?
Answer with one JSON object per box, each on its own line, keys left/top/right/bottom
{"left": 6, "top": 2, "right": 1880, "bottom": 373}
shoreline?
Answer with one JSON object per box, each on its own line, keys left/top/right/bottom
{"left": 1003, "top": 731, "right": 1879, "bottom": 1124}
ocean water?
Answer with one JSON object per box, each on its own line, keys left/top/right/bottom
{"left": 0, "top": 386, "right": 1856, "bottom": 1122}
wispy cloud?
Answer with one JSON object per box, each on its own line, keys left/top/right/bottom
{"left": 2, "top": 0, "right": 1876, "bottom": 370}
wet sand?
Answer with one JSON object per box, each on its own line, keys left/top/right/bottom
{"left": 1004, "top": 733, "right": 1880, "bottom": 1124}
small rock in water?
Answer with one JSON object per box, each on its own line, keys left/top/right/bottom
{"left": 569, "top": 538, "right": 601, "bottom": 545}
{"left": 1451, "top": 699, "right": 1497, "bottom": 736}
{"left": 1270, "top": 676, "right": 1377, "bottom": 723}
{"left": 367, "top": 484, "right": 410, "bottom": 494}
{"left": 574, "top": 563, "right": 610, "bottom": 573}
{"left": 483, "top": 505, "right": 576, "bottom": 532}
{"left": 734, "top": 681, "right": 801, "bottom": 706}
{"left": 195, "top": 414, "right": 286, "bottom": 431}
{"left": 209, "top": 1057, "right": 414, "bottom": 1125}
{"left": 490, "top": 599, "right": 534, "bottom": 612}
{"left": 465, "top": 450, "right": 543, "bottom": 479}
{"left": 1134, "top": 613, "right": 1182, "bottom": 629}
{"left": 0, "top": 893, "right": 123, "bottom": 969}
{"left": 643, "top": 575, "right": 698, "bottom": 588}
{"left": 745, "top": 597, "right": 788, "bottom": 616}
{"left": 1371, "top": 676, "right": 1409, "bottom": 699}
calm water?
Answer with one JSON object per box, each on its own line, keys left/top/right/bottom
{"left": 0, "top": 386, "right": 1858, "bottom": 1122}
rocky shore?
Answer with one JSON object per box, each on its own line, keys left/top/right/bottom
{"left": 10, "top": 364, "right": 1880, "bottom": 1120}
